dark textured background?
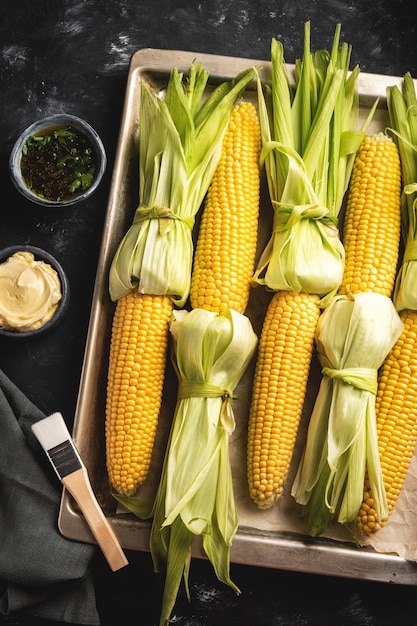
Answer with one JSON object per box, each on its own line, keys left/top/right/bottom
{"left": 1, "top": 1, "right": 417, "bottom": 625}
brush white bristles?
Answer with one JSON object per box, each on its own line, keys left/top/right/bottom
{"left": 32, "top": 412, "right": 83, "bottom": 479}
{"left": 32, "top": 412, "right": 76, "bottom": 451}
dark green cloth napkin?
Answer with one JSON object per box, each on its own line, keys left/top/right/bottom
{"left": 0, "top": 369, "right": 101, "bottom": 625}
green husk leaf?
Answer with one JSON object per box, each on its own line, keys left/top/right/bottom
{"left": 254, "top": 22, "right": 373, "bottom": 297}
{"left": 291, "top": 292, "right": 404, "bottom": 536}
{"left": 270, "top": 38, "right": 294, "bottom": 151}
{"left": 393, "top": 186, "right": 417, "bottom": 311}
{"left": 388, "top": 73, "right": 417, "bottom": 312}
{"left": 112, "top": 494, "right": 153, "bottom": 519}
{"left": 150, "top": 308, "right": 257, "bottom": 626}
{"left": 109, "top": 63, "right": 256, "bottom": 306}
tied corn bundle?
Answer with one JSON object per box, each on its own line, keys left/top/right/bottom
{"left": 292, "top": 293, "right": 403, "bottom": 535}
{"left": 150, "top": 309, "right": 258, "bottom": 626}
{"left": 358, "top": 73, "right": 417, "bottom": 533}
{"left": 105, "top": 63, "right": 256, "bottom": 496}
{"left": 148, "top": 101, "right": 261, "bottom": 626}
{"left": 247, "top": 22, "right": 372, "bottom": 508}
{"left": 292, "top": 133, "right": 403, "bottom": 536}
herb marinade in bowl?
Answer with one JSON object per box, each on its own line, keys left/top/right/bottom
{"left": 9, "top": 113, "right": 106, "bottom": 207}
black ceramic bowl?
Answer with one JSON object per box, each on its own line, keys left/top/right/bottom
{"left": 0, "top": 245, "right": 70, "bottom": 339}
{"left": 9, "top": 113, "right": 106, "bottom": 208}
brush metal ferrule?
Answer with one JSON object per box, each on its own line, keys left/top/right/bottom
{"left": 48, "top": 439, "right": 83, "bottom": 478}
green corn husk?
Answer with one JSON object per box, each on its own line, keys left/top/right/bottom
{"left": 148, "top": 308, "right": 258, "bottom": 626}
{"left": 388, "top": 73, "right": 417, "bottom": 311}
{"left": 253, "top": 22, "right": 376, "bottom": 301}
{"left": 109, "top": 63, "right": 256, "bottom": 307}
{"left": 291, "top": 292, "right": 404, "bottom": 536}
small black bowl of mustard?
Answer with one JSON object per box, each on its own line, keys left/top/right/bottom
{"left": 9, "top": 114, "right": 106, "bottom": 207}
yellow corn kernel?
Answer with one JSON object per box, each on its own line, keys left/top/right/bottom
{"left": 105, "top": 291, "right": 173, "bottom": 496}
{"left": 190, "top": 101, "right": 261, "bottom": 315}
{"left": 247, "top": 290, "right": 321, "bottom": 508}
{"left": 339, "top": 133, "right": 402, "bottom": 298}
{"left": 357, "top": 309, "right": 417, "bottom": 533}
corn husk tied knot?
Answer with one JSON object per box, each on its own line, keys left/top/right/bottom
{"left": 150, "top": 307, "right": 257, "bottom": 626}
{"left": 110, "top": 202, "right": 196, "bottom": 305}
{"left": 252, "top": 167, "right": 345, "bottom": 296}
{"left": 177, "top": 379, "right": 237, "bottom": 434}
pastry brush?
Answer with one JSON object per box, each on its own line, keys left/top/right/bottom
{"left": 32, "top": 412, "right": 128, "bottom": 572}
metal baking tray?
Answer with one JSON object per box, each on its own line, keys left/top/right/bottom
{"left": 58, "top": 48, "right": 417, "bottom": 585}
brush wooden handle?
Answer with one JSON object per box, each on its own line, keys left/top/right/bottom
{"left": 62, "top": 467, "right": 128, "bottom": 571}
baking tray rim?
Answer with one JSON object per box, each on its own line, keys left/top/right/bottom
{"left": 58, "top": 47, "right": 417, "bottom": 585}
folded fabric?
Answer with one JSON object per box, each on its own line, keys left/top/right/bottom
{"left": 0, "top": 368, "right": 100, "bottom": 625}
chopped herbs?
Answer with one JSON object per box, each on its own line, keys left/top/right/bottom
{"left": 20, "top": 125, "right": 97, "bottom": 202}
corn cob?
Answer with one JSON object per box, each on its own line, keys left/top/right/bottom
{"left": 342, "top": 133, "right": 402, "bottom": 529}
{"left": 339, "top": 133, "right": 401, "bottom": 298}
{"left": 357, "top": 309, "right": 417, "bottom": 532}
{"left": 335, "top": 133, "right": 402, "bottom": 527}
{"left": 247, "top": 24, "right": 365, "bottom": 510}
{"left": 342, "top": 133, "right": 402, "bottom": 532}
{"left": 105, "top": 66, "right": 257, "bottom": 499}
{"left": 247, "top": 290, "right": 321, "bottom": 508}
{"left": 190, "top": 101, "right": 261, "bottom": 314}
{"left": 291, "top": 132, "right": 403, "bottom": 535}
{"left": 149, "top": 102, "right": 261, "bottom": 626}
{"left": 105, "top": 291, "right": 173, "bottom": 496}
{"left": 357, "top": 76, "right": 417, "bottom": 533}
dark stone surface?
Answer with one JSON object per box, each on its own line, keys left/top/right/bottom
{"left": 1, "top": 1, "right": 417, "bottom": 624}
